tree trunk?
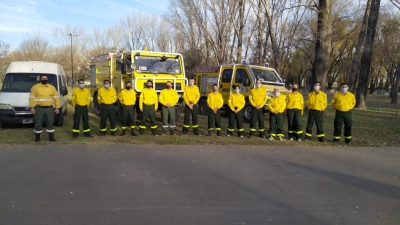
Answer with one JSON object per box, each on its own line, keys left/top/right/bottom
{"left": 370, "top": 82, "right": 376, "bottom": 94}
{"left": 356, "top": 0, "right": 381, "bottom": 109}
{"left": 261, "top": 0, "right": 280, "bottom": 72}
{"left": 236, "top": 0, "right": 245, "bottom": 63}
{"left": 310, "top": 0, "right": 332, "bottom": 91}
{"left": 391, "top": 61, "right": 400, "bottom": 104}
{"left": 349, "top": 0, "right": 372, "bottom": 92}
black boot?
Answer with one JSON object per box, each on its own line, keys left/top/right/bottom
{"left": 217, "top": 130, "right": 221, "bottom": 136}
{"left": 35, "top": 134, "right": 40, "bottom": 142}
{"left": 170, "top": 130, "right": 175, "bottom": 135}
{"left": 208, "top": 130, "right": 212, "bottom": 136}
{"left": 151, "top": 129, "right": 158, "bottom": 136}
{"left": 318, "top": 137, "right": 325, "bottom": 142}
{"left": 131, "top": 129, "right": 137, "bottom": 136}
{"left": 85, "top": 133, "right": 94, "bottom": 138}
{"left": 120, "top": 130, "right": 126, "bottom": 136}
{"left": 73, "top": 133, "right": 78, "bottom": 139}
{"left": 49, "top": 134, "right": 56, "bottom": 142}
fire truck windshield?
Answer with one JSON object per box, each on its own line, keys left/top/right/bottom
{"left": 251, "top": 69, "right": 283, "bottom": 84}
{"left": 134, "top": 56, "right": 181, "bottom": 74}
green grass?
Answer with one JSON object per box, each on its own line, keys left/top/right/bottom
{"left": 1, "top": 94, "right": 400, "bottom": 147}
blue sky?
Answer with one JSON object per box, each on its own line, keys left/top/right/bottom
{"left": 0, "top": 0, "right": 169, "bottom": 50}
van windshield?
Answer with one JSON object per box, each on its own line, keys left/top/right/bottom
{"left": 251, "top": 69, "right": 283, "bottom": 84}
{"left": 1, "top": 73, "right": 58, "bottom": 93}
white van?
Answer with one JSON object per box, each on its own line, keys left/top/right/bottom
{"left": 0, "top": 61, "right": 68, "bottom": 128}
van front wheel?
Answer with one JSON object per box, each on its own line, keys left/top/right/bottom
{"left": 54, "top": 110, "right": 64, "bottom": 127}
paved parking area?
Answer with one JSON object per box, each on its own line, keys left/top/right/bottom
{"left": 0, "top": 145, "right": 399, "bottom": 225}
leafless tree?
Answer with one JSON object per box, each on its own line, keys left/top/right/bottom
{"left": 16, "top": 34, "right": 50, "bottom": 61}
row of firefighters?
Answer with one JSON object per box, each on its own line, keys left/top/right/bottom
{"left": 29, "top": 75, "right": 356, "bottom": 144}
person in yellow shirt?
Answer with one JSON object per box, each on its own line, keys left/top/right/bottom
{"left": 248, "top": 79, "right": 267, "bottom": 138}
{"left": 118, "top": 81, "right": 137, "bottom": 136}
{"left": 207, "top": 84, "right": 224, "bottom": 136}
{"left": 139, "top": 79, "right": 159, "bottom": 136}
{"left": 159, "top": 81, "right": 179, "bottom": 135}
{"left": 97, "top": 79, "right": 118, "bottom": 136}
{"left": 286, "top": 83, "right": 304, "bottom": 141}
{"left": 227, "top": 85, "right": 245, "bottom": 137}
{"left": 29, "top": 74, "right": 60, "bottom": 142}
{"left": 182, "top": 77, "right": 201, "bottom": 136}
{"left": 71, "top": 79, "right": 93, "bottom": 139}
{"left": 267, "top": 88, "right": 286, "bottom": 140}
{"left": 331, "top": 82, "right": 356, "bottom": 144}
{"left": 305, "top": 81, "right": 327, "bottom": 142}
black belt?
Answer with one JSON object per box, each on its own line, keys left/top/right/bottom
{"left": 337, "top": 110, "right": 351, "bottom": 113}
{"left": 122, "top": 104, "right": 135, "bottom": 107}
{"left": 76, "top": 105, "right": 88, "bottom": 107}
{"left": 310, "top": 109, "right": 323, "bottom": 112}
{"left": 36, "top": 106, "right": 52, "bottom": 108}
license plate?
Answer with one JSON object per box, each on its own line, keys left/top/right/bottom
{"left": 22, "top": 119, "right": 33, "bottom": 124}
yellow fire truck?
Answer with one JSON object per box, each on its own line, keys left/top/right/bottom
{"left": 89, "top": 49, "right": 187, "bottom": 120}
{"left": 195, "top": 62, "right": 288, "bottom": 122}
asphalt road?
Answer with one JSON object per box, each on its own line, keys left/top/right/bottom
{"left": 0, "top": 144, "right": 399, "bottom": 225}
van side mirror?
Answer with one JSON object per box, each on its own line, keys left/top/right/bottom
{"left": 243, "top": 77, "right": 250, "bottom": 87}
{"left": 61, "top": 86, "right": 68, "bottom": 96}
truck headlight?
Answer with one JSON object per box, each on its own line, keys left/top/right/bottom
{"left": 0, "top": 104, "right": 13, "bottom": 110}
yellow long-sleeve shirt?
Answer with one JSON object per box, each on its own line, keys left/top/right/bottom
{"left": 286, "top": 92, "right": 304, "bottom": 110}
{"left": 207, "top": 92, "right": 224, "bottom": 109}
{"left": 71, "top": 88, "right": 91, "bottom": 107}
{"left": 140, "top": 88, "right": 158, "bottom": 110}
{"left": 183, "top": 86, "right": 200, "bottom": 105}
{"left": 268, "top": 95, "right": 286, "bottom": 113}
{"left": 159, "top": 88, "right": 179, "bottom": 106}
{"left": 118, "top": 89, "right": 137, "bottom": 106}
{"left": 97, "top": 87, "right": 117, "bottom": 105}
{"left": 249, "top": 87, "right": 267, "bottom": 107}
{"left": 228, "top": 93, "right": 245, "bottom": 111}
{"left": 331, "top": 92, "right": 356, "bottom": 112}
{"left": 29, "top": 83, "right": 60, "bottom": 108}
{"left": 307, "top": 91, "right": 327, "bottom": 111}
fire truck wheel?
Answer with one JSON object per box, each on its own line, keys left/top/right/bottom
{"left": 198, "top": 99, "right": 209, "bottom": 115}
{"left": 93, "top": 93, "right": 101, "bottom": 116}
{"left": 243, "top": 103, "right": 252, "bottom": 123}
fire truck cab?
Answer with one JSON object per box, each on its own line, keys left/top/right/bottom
{"left": 195, "top": 62, "right": 288, "bottom": 122}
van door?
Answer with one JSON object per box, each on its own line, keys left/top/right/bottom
{"left": 112, "top": 56, "right": 122, "bottom": 93}
{"left": 219, "top": 66, "right": 233, "bottom": 103}
{"left": 58, "top": 75, "right": 66, "bottom": 109}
